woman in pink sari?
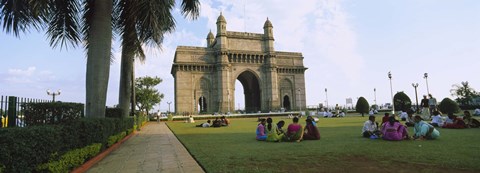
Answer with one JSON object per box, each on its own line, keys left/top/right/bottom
{"left": 381, "top": 116, "right": 409, "bottom": 141}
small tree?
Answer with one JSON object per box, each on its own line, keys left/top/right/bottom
{"left": 393, "top": 92, "right": 412, "bottom": 112}
{"left": 356, "top": 97, "right": 369, "bottom": 117}
{"left": 438, "top": 98, "right": 460, "bottom": 114}
{"left": 450, "top": 81, "right": 478, "bottom": 106}
{"left": 135, "top": 76, "right": 164, "bottom": 116}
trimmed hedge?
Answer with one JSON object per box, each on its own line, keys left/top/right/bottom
{"left": 36, "top": 143, "right": 102, "bottom": 172}
{"left": 105, "top": 108, "right": 123, "bottom": 118}
{"left": 23, "top": 102, "right": 84, "bottom": 126}
{"left": 0, "top": 117, "right": 134, "bottom": 172}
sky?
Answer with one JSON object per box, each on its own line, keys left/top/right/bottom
{"left": 1, "top": 0, "right": 479, "bottom": 112}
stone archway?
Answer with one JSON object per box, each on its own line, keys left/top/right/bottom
{"left": 283, "top": 95, "right": 291, "bottom": 111}
{"left": 171, "top": 14, "right": 307, "bottom": 114}
{"left": 236, "top": 71, "right": 261, "bottom": 113}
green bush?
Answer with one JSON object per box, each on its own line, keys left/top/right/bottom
{"left": 0, "top": 117, "right": 134, "bottom": 172}
{"left": 438, "top": 98, "right": 460, "bottom": 114}
{"left": 36, "top": 143, "right": 102, "bottom": 173}
{"left": 0, "top": 126, "right": 63, "bottom": 172}
{"left": 107, "top": 131, "right": 127, "bottom": 147}
{"left": 23, "top": 102, "right": 84, "bottom": 126}
{"left": 355, "top": 97, "right": 369, "bottom": 116}
{"left": 393, "top": 92, "right": 412, "bottom": 111}
{"left": 106, "top": 108, "right": 123, "bottom": 118}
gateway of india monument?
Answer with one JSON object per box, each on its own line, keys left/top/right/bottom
{"left": 171, "top": 13, "right": 307, "bottom": 114}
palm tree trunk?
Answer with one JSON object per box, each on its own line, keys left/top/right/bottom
{"left": 119, "top": 48, "right": 134, "bottom": 118}
{"left": 85, "top": 0, "right": 113, "bottom": 118}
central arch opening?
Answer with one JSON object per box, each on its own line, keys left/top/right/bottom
{"left": 236, "top": 71, "right": 261, "bottom": 113}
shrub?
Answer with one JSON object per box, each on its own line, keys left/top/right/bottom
{"left": 106, "top": 108, "right": 123, "bottom": 118}
{"left": 23, "top": 102, "right": 84, "bottom": 126}
{"left": 0, "top": 126, "right": 63, "bottom": 172}
{"left": 438, "top": 98, "right": 460, "bottom": 114}
{"left": 107, "top": 131, "right": 127, "bottom": 147}
{"left": 36, "top": 143, "right": 102, "bottom": 172}
{"left": 0, "top": 117, "right": 134, "bottom": 172}
{"left": 356, "top": 97, "right": 369, "bottom": 116}
{"left": 393, "top": 92, "right": 412, "bottom": 112}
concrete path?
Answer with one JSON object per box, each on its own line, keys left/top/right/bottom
{"left": 87, "top": 122, "right": 204, "bottom": 173}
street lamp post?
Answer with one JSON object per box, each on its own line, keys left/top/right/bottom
{"left": 167, "top": 101, "right": 172, "bottom": 113}
{"left": 388, "top": 72, "right": 395, "bottom": 115}
{"left": 325, "top": 88, "right": 328, "bottom": 111}
{"left": 46, "top": 89, "right": 61, "bottom": 102}
{"left": 424, "top": 73, "right": 430, "bottom": 95}
{"left": 412, "top": 83, "right": 419, "bottom": 113}
{"left": 374, "top": 88, "right": 377, "bottom": 106}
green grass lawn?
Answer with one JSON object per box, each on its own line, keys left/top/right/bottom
{"left": 167, "top": 114, "right": 480, "bottom": 173}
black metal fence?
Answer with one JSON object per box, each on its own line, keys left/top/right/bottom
{"left": 1, "top": 95, "right": 50, "bottom": 128}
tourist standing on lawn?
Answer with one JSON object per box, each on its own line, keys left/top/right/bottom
{"left": 285, "top": 117, "right": 303, "bottom": 142}
{"left": 266, "top": 118, "right": 284, "bottom": 142}
{"left": 413, "top": 115, "right": 440, "bottom": 140}
{"left": 362, "top": 115, "right": 381, "bottom": 138}
{"left": 428, "top": 94, "right": 437, "bottom": 116}
{"left": 303, "top": 119, "right": 320, "bottom": 140}
{"left": 381, "top": 116, "right": 409, "bottom": 141}
{"left": 256, "top": 118, "right": 267, "bottom": 141}
{"left": 420, "top": 95, "right": 430, "bottom": 118}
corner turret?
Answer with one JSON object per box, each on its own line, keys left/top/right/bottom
{"left": 216, "top": 12, "right": 227, "bottom": 36}
{"left": 263, "top": 18, "right": 274, "bottom": 52}
{"left": 207, "top": 30, "right": 214, "bottom": 47}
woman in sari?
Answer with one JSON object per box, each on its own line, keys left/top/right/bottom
{"left": 413, "top": 115, "right": 440, "bottom": 140}
{"left": 256, "top": 118, "right": 267, "bottom": 141}
{"left": 266, "top": 118, "right": 284, "bottom": 142}
{"left": 285, "top": 117, "right": 303, "bottom": 142}
{"left": 381, "top": 116, "right": 409, "bottom": 141}
{"left": 303, "top": 119, "right": 320, "bottom": 140}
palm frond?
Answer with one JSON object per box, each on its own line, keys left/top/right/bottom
{"left": 180, "top": 0, "right": 200, "bottom": 20}
{"left": 0, "top": 0, "right": 43, "bottom": 36}
{"left": 45, "top": 0, "right": 81, "bottom": 50}
{"left": 81, "top": 0, "right": 94, "bottom": 50}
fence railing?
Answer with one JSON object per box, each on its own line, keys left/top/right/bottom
{"left": 1, "top": 95, "right": 50, "bottom": 128}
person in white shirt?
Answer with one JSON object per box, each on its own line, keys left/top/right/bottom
{"left": 399, "top": 109, "right": 408, "bottom": 121}
{"left": 430, "top": 111, "right": 444, "bottom": 127}
{"left": 338, "top": 111, "right": 346, "bottom": 117}
{"left": 474, "top": 108, "right": 480, "bottom": 116}
{"left": 362, "top": 115, "right": 380, "bottom": 138}
{"left": 196, "top": 120, "right": 211, "bottom": 127}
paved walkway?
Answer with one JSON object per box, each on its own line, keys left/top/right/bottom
{"left": 87, "top": 122, "right": 204, "bottom": 173}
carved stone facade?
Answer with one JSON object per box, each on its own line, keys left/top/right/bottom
{"left": 171, "top": 14, "right": 307, "bottom": 114}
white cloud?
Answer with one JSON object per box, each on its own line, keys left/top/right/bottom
{"left": 4, "top": 66, "right": 56, "bottom": 84}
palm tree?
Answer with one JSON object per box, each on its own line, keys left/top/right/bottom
{"left": 1, "top": 0, "right": 113, "bottom": 118}
{"left": 116, "top": 0, "right": 200, "bottom": 117}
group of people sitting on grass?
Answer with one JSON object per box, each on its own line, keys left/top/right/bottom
{"left": 362, "top": 109, "right": 480, "bottom": 141}
{"left": 429, "top": 110, "right": 480, "bottom": 129}
{"left": 256, "top": 116, "right": 320, "bottom": 142}
{"left": 362, "top": 111, "right": 440, "bottom": 141}
{"left": 196, "top": 116, "right": 230, "bottom": 128}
